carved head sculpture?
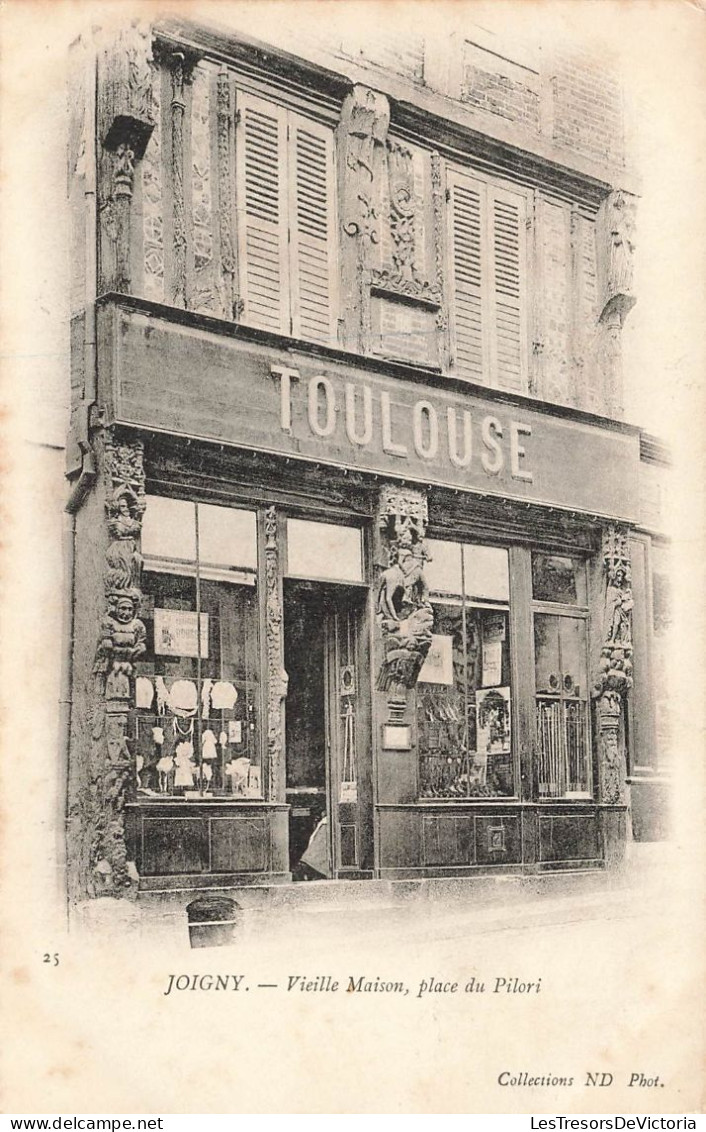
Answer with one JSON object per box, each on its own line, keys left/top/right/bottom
{"left": 114, "top": 595, "right": 138, "bottom": 624}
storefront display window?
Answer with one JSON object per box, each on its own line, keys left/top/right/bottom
{"left": 532, "top": 554, "right": 591, "bottom": 798}
{"left": 417, "top": 540, "right": 514, "bottom": 799}
{"left": 135, "top": 498, "right": 261, "bottom": 799}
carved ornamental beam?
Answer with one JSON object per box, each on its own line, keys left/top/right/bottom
{"left": 336, "top": 85, "right": 390, "bottom": 353}
{"left": 263, "top": 507, "right": 288, "bottom": 801}
{"left": 592, "top": 526, "right": 633, "bottom": 805}
{"left": 375, "top": 485, "right": 434, "bottom": 699}
{"left": 87, "top": 432, "right": 147, "bottom": 897}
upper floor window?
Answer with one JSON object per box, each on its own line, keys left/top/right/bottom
{"left": 236, "top": 93, "right": 338, "bottom": 345}
{"left": 447, "top": 166, "right": 529, "bottom": 392}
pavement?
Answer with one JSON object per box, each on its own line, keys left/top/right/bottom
{"left": 70, "top": 838, "right": 681, "bottom": 952}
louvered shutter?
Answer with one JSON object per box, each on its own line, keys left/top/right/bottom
{"left": 448, "top": 171, "right": 487, "bottom": 383}
{"left": 289, "top": 114, "right": 337, "bottom": 345}
{"left": 237, "top": 93, "right": 289, "bottom": 335}
{"left": 489, "top": 186, "right": 527, "bottom": 392}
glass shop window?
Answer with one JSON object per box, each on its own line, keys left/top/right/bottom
{"left": 135, "top": 497, "right": 261, "bottom": 800}
{"left": 417, "top": 540, "right": 514, "bottom": 800}
{"left": 285, "top": 518, "right": 364, "bottom": 583}
{"left": 532, "top": 553, "right": 592, "bottom": 799}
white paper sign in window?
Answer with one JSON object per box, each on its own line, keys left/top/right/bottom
{"left": 153, "top": 609, "right": 209, "bottom": 658}
{"left": 418, "top": 634, "right": 454, "bottom": 685}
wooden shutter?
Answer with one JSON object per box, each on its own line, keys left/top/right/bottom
{"left": 448, "top": 170, "right": 487, "bottom": 383}
{"left": 489, "top": 186, "right": 528, "bottom": 392}
{"left": 236, "top": 93, "right": 289, "bottom": 335}
{"left": 289, "top": 114, "right": 337, "bottom": 345}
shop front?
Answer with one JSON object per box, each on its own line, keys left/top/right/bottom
{"left": 67, "top": 295, "right": 643, "bottom": 899}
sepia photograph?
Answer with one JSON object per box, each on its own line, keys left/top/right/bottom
{"left": 1, "top": 0, "right": 704, "bottom": 1117}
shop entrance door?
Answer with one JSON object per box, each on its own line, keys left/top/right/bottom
{"left": 283, "top": 581, "right": 369, "bottom": 881}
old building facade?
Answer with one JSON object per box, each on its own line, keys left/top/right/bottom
{"left": 64, "top": 16, "right": 669, "bottom": 905}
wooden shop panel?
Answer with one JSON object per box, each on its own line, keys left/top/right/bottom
{"left": 423, "top": 814, "right": 475, "bottom": 866}
{"left": 142, "top": 817, "right": 208, "bottom": 875}
{"left": 210, "top": 817, "right": 268, "bottom": 873}
{"left": 269, "top": 808, "right": 290, "bottom": 874}
{"left": 539, "top": 813, "right": 600, "bottom": 862}
{"left": 339, "top": 824, "right": 358, "bottom": 869}
{"left": 378, "top": 810, "right": 422, "bottom": 868}
{"left": 474, "top": 815, "right": 521, "bottom": 864}
{"left": 377, "top": 749, "right": 418, "bottom": 805}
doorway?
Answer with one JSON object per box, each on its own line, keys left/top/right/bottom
{"left": 283, "top": 581, "right": 369, "bottom": 880}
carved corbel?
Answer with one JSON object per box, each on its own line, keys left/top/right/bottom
{"left": 98, "top": 21, "right": 156, "bottom": 293}
{"left": 375, "top": 486, "right": 434, "bottom": 698}
{"left": 337, "top": 86, "right": 390, "bottom": 351}
{"left": 592, "top": 526, "right": 633, "bottom": 805}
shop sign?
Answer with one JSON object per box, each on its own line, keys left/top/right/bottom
{"left": 107, "top": 305, "right": 641, "bottom": 521}
{"left": 153, "top": 609, "right": 209, "bottom": 658}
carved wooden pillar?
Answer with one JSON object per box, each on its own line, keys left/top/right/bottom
{"left": 263, "top": 507, "right": 288, "bottom": 801}
{"left": 431, "top": 150, "right": 449, "bottom": 370}
{"left": 336, "top": 85, "right": 390, "bottom": 353}
{"left": 98, "top": 21, "right": 155, "bottom": 294}
{"left": 374, "top": 485, "right": 434, "bottom": 706}
{"left": 592, "top": 526, "right": 634, "bottom": 806}
{"left": 84, "top": 432, "right": 147, "bottom": 898}
{"left": 163, "top": 49, "right": 197, "bottom": 308}
{"left": 596, "top": 190, "right": 637, "bottom": 419}
{"left": 216, "top": 69, "right": 241, "bottom": 321}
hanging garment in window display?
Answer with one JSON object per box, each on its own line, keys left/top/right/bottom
{"left": 417, "top": 540, "right": 514, "bottom": 799}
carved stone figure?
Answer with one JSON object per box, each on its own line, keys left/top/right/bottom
{"left": 371, "top": 141, "right": 442, "bottom": 307}
{"left": 95, "top": 592, "right": 147, "bottom": 676}
{"left": 106, "top": 490, "right": 144, "bottom": 591}
{"left": 599, "top": 190, "right": 637, "bottom": 325}
{"left": 376, "top": 486, "right": 434, "bottom": 694}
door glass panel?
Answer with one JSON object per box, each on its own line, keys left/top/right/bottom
{"left": 532, "top": 553, "right": 587, "bottom": 605}
{"left": 286, "top": 519, "right": 363, "bottom": 582}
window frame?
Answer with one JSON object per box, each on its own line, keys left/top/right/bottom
{"left": 416, "top": 536, "right": 519, "bottom": 803}
{"left": 234, "top": 86, "right": 340, "bottom": 346}
{"left": 530, "top": 555, "right": 594, "bottom": 803}
{"left": 137, "top": 495, "right": 264, "bottom": 803}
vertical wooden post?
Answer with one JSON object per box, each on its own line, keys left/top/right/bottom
{"left": 336, "top": 85, "right": 390, "bottom": 353}
{"left": 261, "top": 506, "right": 287, "bottom": 803}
